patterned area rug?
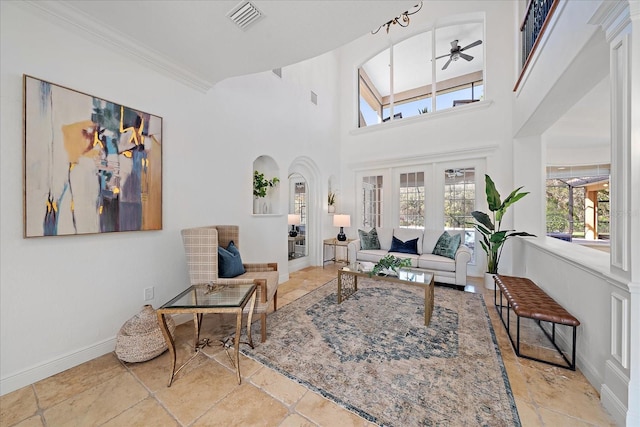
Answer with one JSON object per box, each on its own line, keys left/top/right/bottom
{"left": 241, "top": 278, "right": 520, "bottom": 426}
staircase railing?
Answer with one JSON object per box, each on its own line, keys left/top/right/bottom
{"left": 514, "top": 0, "right": 560, "bottom": 91}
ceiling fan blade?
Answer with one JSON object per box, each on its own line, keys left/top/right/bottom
{"left": 442, "top": 58, "right": 452, "bottom": 70}
{"left": 459, "top": 52, "right": 474, "bottom": 61}
{"left": 460, "top": 39, "right": 482, "bottom": 52}
{"left": 434, "top": 53, "right": 450, "bottom": 60}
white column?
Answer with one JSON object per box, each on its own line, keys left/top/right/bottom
{"left": 625, "top": 1, "right": 640, "bottom": 424}
{"left": 591, "top": 1, "right": 640, "bottom": 424}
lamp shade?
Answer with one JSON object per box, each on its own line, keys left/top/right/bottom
{"left": 288, "top": 214, "right": 301, "bottom": 225}
{"left": 333, "top": 214, "right": 351, "bottom": 228}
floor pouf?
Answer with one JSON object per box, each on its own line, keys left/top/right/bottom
{"left": 115, "top": 304, "right": 176, "bottom": 363}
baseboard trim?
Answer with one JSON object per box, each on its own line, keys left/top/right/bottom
{"left": 601, "top": 384, "right": 627, "bottom": 426}
{"left": 0, "top": 337, "right": 115, "bottom": 396}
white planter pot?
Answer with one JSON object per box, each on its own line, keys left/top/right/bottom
{"left": 328, "top": 205, "right": 336, "bottom": 213}
{"left": 254, "top": 198, "right": 261, "bottom": 214}
{"left": 484, "top": 273, "right": 496, "bottom": 290}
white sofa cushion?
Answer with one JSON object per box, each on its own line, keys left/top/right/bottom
{"left": 417, "top": 253, "right": 456, "bottom": 272}
{"left": 393, "top": 228, "right": 424, "bottom": 254}
{"left": 357, "top": 249, "right": 389, "bottom": 263}
{"left": 376, "top": 228, "right": 394, "bottom": 251}
{"left": 422, "top": 229, "right": 443, "bottom": 253}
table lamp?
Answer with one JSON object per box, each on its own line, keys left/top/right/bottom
{"left": 288, "top": 214, "right": 301, "bottom": 237}
{"left": 333, "top": 214, "right": 350, "bottom": 241}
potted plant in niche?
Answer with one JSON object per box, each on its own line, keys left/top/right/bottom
{"left": 470, "top": 174, "right": 536, "bottom": 289}
{"left": 328, "top": 191, "right": 336, "bottom": 213}
{"left": 253, "top": 170, "right": 279, "bottom": 214}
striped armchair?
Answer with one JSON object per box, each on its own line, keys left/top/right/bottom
{"left": 181, "top": 225, "right": 279, "bottom": 342}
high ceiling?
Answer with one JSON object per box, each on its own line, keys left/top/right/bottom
{"left": 27, "top": 0, "right": 416, "bottom": 91}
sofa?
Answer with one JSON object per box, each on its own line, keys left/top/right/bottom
{"left": 347, "top": 228, "right": 472, "bottom": 286}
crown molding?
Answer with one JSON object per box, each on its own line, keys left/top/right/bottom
{"left": 18, "top": 1, "right": 214, "bottom": 93}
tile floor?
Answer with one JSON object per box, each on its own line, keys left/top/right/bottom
{"left": 1, "top": 265, "right": 616, "bottom": 426}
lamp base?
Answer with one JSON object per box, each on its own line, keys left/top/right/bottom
{"left": 337, "top": 227, "right": 346, "bottom": 241}
{"left": 289, "top": 230, "right": 298, "bottom": 237}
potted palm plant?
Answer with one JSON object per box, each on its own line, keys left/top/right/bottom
{"left": 471, "top": 174, "right": 536, "bottom": 289}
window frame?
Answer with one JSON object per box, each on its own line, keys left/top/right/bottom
{"left": 356, "top": 17, "right": 485, "bottom": 128}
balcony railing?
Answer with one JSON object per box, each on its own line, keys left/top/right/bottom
{"left": 514, "top": 0, "right": 559, "bottom": 91}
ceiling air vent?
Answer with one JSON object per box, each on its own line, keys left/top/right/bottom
{"left": 227, "top": 1, "right": 264, "bottom": 31}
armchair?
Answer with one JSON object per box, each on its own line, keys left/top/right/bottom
{"left": 181, "top": 225, "right": 279, "bottom": 342}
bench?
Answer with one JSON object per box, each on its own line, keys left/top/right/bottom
{"left": 494, "top": 275, "right": 580, "bottom": 370}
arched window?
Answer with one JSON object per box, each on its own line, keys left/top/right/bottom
{"left": 358, "top": 19, "right": 484, "bottom": 127}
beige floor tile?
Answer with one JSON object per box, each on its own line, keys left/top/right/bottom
{"left": 280, "top": 288, "right": 309, "bottom": 302}
{"left": 295, "top": 392, "right": 365, "bottom": 427}
{"left": 192, "top": 383, "right": 288, "bottom": 426}
{"left": 0, "top": 385, "right": 38, "bottom": 426}
{"left": 502, "top": 359, "right": 531, "bottom": 402}
{"left": 42, "top": 371, "right": 147, "bottom": 427}
{"left": 539, "top": 406, "right": 609, "bottom": 426}
{"left": 102, "top": 396, "right": 178, "bottom": 426}
{"left": 125, "top": 350, "right": 176, "bottom": 393}
{"left": 524, "top": 366, "right": 614, "bottom": 424}
{"left": 33, "top": 353, "right": 125, "bottom": 409}
{"left": 249, "top": 367, "right": 308, "bottom": 406}
{"left": 155, "top": 359, "right": 238, "bottom": 425}
{"left": 279, "top": 413, "right": 317, "bottom": 427}
{"left": 210, "top": 350, "right": 263, "bottom": 380}
{"left": 10, "top": 415, "right": 44, "bottom": 427}
{"left": 514, "top": 397, "right": 542, "bottom": 426}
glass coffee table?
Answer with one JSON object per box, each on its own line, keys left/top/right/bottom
{"left": 337, "top": 263, "right": 435, "bottom": 326}
{"left": 156, "top": 283, "right": 257, "bottom": 386}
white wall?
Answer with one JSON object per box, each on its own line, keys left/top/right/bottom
{"left": 336, "top": 1, "right": 517, "bottom": 278}
{"left": 0, "top": 2, "right": 340, "bottom": 394}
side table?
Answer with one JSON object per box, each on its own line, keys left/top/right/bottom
{"left": 323, "top": 238, "right": 354, "bottom": 267}
{"left": 156, "top": 283, "right": 257, "bottom": 386}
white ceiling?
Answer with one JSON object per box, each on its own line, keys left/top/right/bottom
{"left": 545, "top": 76, "right": 610, "bottom": 148}
{"left": 27, "top": 0, "right": 417, "bottom": 91}
{"left": 24, "top": 0, "right": 608, "bottom": 146}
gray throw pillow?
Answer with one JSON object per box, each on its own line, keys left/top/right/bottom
{"left": 358, "top": 228, "right": 381, "bottom": 250}
{"left": 432, "top": 231, "right": 462, "bottom": 259}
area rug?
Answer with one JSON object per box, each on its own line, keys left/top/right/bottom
{"left": 241, "top": 278, "right": 521, "bottom": 426}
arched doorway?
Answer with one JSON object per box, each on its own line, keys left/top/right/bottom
{"left": 288, "top": 156, "right": 321, "bottom": 272}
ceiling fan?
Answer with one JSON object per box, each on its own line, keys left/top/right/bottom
{"left": 435, "top": 39, "right": 483, "bottom": 70}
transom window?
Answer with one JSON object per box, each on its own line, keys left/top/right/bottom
{"left": 358, "top": 20, "right": 485, "bottom": 127}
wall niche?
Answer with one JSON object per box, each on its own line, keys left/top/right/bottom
{"left": 253, "top": 155, "right": 280, "bottom": 215}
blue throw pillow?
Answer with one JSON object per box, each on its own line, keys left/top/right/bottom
{"left": 358, "top": 228, "right": 381, "bottom": 250}
{"left": 218, "top": 241, "right": 246, "bottom": 278}
{"left": 389, "top": 235, "right": 419, "bottom": 255}
{"left": 432, "top": 231, "right": 462, "bottom": 259}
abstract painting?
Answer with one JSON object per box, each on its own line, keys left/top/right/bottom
{"left": 23, "top": 75, "right": 162, "bottom": 237}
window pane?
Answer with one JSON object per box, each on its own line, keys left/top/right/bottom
{"left": 392, "top": 31, "right": 432, "bottom": 120}
{"left": 358, "top": 49, "right": 390, "bottom": 127}
{"left": 362, "top": 175, "right": 383, "bottom": 228}
{"left": 545, "top": 165, "right": 610, "bottom": 244}
{"left": 434, "top": 22, "right": 484, "bottom": 112}
{"left": 399, "top": 172, "right": 424, "bottom": 229}
{"left": 444, "top": 168, "right": 475, "bottom": 260}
